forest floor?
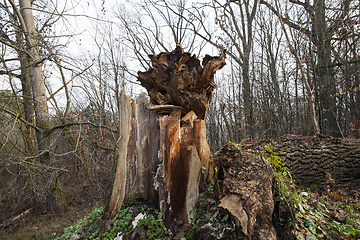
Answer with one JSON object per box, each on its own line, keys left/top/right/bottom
{"left": 292, "top": 186, "right": 360, "bottom": 239}
{"left": 0, "top": 203, "right": 95, "bottom": 240}
{"left": 2, "top": 185, "right": 358, "bottom": 240}
{"left": 1, "top": 136, "right": 360, "bottom": 239}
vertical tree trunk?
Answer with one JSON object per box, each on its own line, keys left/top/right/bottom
{"left": 100, "top": 46, "right": 225, "bottom": 236}
{"left": 99, "top": 91, "right": 131, "bottom": 237}
{"left": 19, "top": 55, "right": 36, "bottom": 153}
{"left": 19, "top": 0, "right": 51, "bottom": 148}
{"left": 151, "top": 107, "right": 207, "bottom": 230}
{"left": 281, "top": 19, "right": 321, "bottom": 135}
{"left": 269, "top": 0, "right": 321, "bottom": 135}
{"left": 242, "top": 55, "right": 254, "bottom": 139}
{"left": 19, "top": 0, "right": 57, "bottom": 212}
{"left": 15, "top": 27, "right": 36, "bottom": 154}
{"left": 313, "top": 0, "right": 340, "bottom": 137}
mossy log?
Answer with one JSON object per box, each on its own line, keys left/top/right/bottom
{"left": 266, "top": 135, "right": 360, "bottom": 188}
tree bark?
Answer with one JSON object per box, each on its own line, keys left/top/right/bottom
{"left": 213, "top": 143, "right": 277, "bottom": 240}
{"left": 267, "top": 135, "right": 360, "bottom": 188}
{"left": 311, "top": 0, "right": 339, "bottom": 137}
{"left": 14, "top": 21, "right": 36, "bottom": 154}
{"left": 18, "top": 0, "right": 56, "bottom": 212}
{"left": 99, "top": 91, "right": 131, "bottom": 237}
{"left": 19, "top": 0, "right": 51, "bottom": 147}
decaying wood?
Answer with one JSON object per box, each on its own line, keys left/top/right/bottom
{"left": 181, "top": 110, "right": 197, "bottom": 127}
{"left": 137, "top": 44, "right": 226, "bottom": 119}
{"left": 213, "top": 143, "right": 277, "bottom": 240}
{"left": 137, "top": 46, "right": 224, "bottom": 231}
{"left": 100, "top": 98, "right": 214, "bottom": 235}
{"left": 101, "top": 46, "right": 224, "bottom": 236}
{"left": 99, "top": 92, "right": 131, "bottom": 236}
{"left": 124, "top": 99, "right": 153, "bottom": 201}
{"left": 151, "top": 105, "right": 212, "bottom": 231}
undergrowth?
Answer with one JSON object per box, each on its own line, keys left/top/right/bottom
{"left": 54, "top": 200, "right": 168, "bottom": 240}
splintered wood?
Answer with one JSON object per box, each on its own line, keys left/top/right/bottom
{"left": 151, "top": 105, "right": 211, "bottom": 231}
{"left": 138, "top": 45, "right": 225, "bottom": 231}
{"left": 138, "top": 44, "right": 226, "bottom": 119}
{"left": 100, "top": 46, "right": 225, "bottom": 236}
{"left": 141, "top": 46, "right": 225, "bottom": 231}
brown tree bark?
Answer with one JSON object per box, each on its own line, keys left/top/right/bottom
{"left": 15, "top": 24, "right": 36, "bottom": 154}
{"left": 99, "top": 92, "right": 131, "bottom": 236}
{"left": 16, "top": 0, "right": 56, "bottom": 212}
{"left": 213, "top": 143, "right": 277, "bottom": 240}
{"left": 312, "top": 0, "right": 340, "bottom": 137}
{"left": 267, "top": 135, "right": 360, "bottom": 188}
{"left": 18, "top": 0, "right": 51, "bottom": 140}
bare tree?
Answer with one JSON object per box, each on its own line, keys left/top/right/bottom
{"left": 260, "top": 0, "right": 360, "bottom": 136}
{"left": 115, "top": 0, "right": 207, "bottom": 73}
{"left": 266, "top": 0, "right": 321, "bottom": 135}
{"left": 0, "top": 0, "right": 89, "bottom": 213}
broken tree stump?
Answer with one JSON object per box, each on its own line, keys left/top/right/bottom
{"left": 150, "top": 105, "right": 212, "bottom": 231}
{"left": 100, "top": 46, "right": 225, "bottom": 236}
{"left": 138, "top": 45, "right": 225, "bottom": 231}
{"left": 99, "top": 92, "right": 131, "bottom": 236}
{"left": 99, "top": 93, "right": 159, "bottom": 237}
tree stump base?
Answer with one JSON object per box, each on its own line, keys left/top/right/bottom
{"left": 151, "top": 105, "right": 210, "bottom": 231}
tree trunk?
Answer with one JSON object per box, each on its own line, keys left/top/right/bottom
{"left": 19, "top": 0, "right": 56, "bottom": 212}
{"left": 19, "top": 0, "right": 51, "bottom": 142}
{"left": 267, "top": 135, "right": 360, "bottom": 189}
{"left": 213, "top": 143, "right": 277, "bottom": 239}
{"left": 15, "top": 30, "right": 36, "bottom": 154}
{"left": 99, "top": 92, "right": 131, "bottom": 236}
{"left": 313, "top": 0, "right": 341, "bottom": 137}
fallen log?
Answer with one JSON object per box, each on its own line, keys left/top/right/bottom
{"left": 258, "top": 135, "right": 360, "bottom": 189}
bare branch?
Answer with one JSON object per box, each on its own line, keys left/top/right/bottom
{"left": 0, "top": 106, "right": 40, "bottom": 130}
{"left": 47, "top": 122, "right": 118, "bottom": 134}
{"left": 260, "top": 0, "right": 312, "bottom": 38}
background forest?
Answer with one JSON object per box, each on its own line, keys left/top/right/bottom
{"left": 0, "top": 0, "right": 359, "bottom": 236}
